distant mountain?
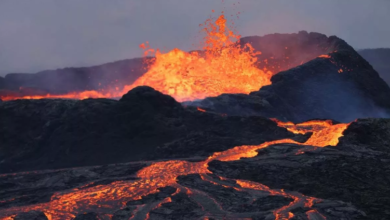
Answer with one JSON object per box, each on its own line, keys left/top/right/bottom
{"left": 0, "top": 57, "right": 150, "bottom": 96}
{"left": 358, "top": 48, "right": 390, "bottom": 85}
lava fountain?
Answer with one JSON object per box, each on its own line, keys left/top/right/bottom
{"left": 1, "top": 11, "right": 274, "bottom": 102}
{"left": 124, "top": 12, "right": 273, "bottom": 102}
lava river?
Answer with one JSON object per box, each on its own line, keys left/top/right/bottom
{"left": 0, "top": 119, "right": 350, "bottom": 220}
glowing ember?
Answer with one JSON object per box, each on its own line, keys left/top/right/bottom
{"left": 197, "top": 107, "right": 207, "bottom": 112}
{"left": 318, "top": 54, "right": 331, "bottom": 59}
{"left": 0, "top": 119, "right": 350, "bottom": 220}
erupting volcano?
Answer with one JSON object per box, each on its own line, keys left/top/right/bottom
{"left": 2, "top": 3, "right": 390, "bottom": 220}
{"left": 1, "top": 12, "right": 275, "bottom": 102}
{"left": 124, "top": 13, "right": 273, "bottom": 101}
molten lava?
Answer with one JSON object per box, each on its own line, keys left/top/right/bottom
{"left": 124, "top": 13, "right": 273, "bottom": 101}
{"left": 0, "top": 119, "right": 350, "bottom": 220}
{"left": 272, "top": 119, "right": 349, "bottom": 147}
{"left": 1, "top": 12, "right": 273, "bottom": 102}
{"left": 0, "top": 90, "right": 112, "bottom": 101}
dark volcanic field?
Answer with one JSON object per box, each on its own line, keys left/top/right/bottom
{"left": 1, "top": 32, "right": 390, "bottom": 219}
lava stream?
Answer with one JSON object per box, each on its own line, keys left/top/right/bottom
{"left": 0, "top": 119, "right": 349, "bottom": 220}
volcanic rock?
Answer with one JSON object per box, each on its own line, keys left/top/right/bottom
{"left": 112, "top": 206, "right": 137, "bottom": 220}
{"left": 208, "top": 118, "right": 390, "bottom": 219}
{"left": 0, "top": 159, "right": 366, "bottom": 219}
{"left": 126, "top": 186, "right": 177, "bottom": 205}
{"left": 177, "top": 174, "right": 294, "bottom": 214}
{"left": 73, "top": 212, "right": 99, "bottom": 220}
{"left": 13, "top": 211, "right": 48, "bottom": 220}
{"left": 188, "top": 32, "right": 390, "bottom": 122}
{"left": 148, "top": 192, "right": 204, "bottom": 220}
{"left": 0, "top": 162, "right": 145, "bottom": 209}
{"left": 0, "top": 86, "right": 294, "bottom": 173}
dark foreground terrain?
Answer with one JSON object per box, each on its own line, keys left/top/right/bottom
{"left": 1, "top": 116, "right": 390, "bottom": 219}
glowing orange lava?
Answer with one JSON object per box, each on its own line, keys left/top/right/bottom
{"left": 0, "top": 90, "right": 114, "bottom": 101}
{"left": 124, "top": 13, "right": 273, "bottom": 102}
{"left": 1, "top": 12, "right": 273, "bottom": 102}
{"left": 271, "top": 119, "right": 350, "bottom": 147}
{"left": 318, "top": 54, "right": 331, "bottom": 59}
{"left": 0, "top": 119, "right": 350, "bottom": 220}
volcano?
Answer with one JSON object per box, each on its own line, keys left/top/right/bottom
{"left": 1, "top": 12, "right": 390, "bottom": 220}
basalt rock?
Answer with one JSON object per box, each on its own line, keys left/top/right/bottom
{"left": 0, "top": 162, "right": 145, "bottom": 209}
{"left": 13, "top": 211, "right": 48, "bottom": 220}
{"left": 73, "top": 212, "right": 100, "bottom": 220}
{"left": 188, "top": 32, "right": 390, "bottom": 122}
{"left": 208, "top": 118, "right": 390, "bottom": 219}
{"left": 0, "top": 86, "right": 294, "bottom": 173}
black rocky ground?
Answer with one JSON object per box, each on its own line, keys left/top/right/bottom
{"left": 1, "top": 160, "right": 367, "bottom": 220}
{"left": 0, "top": 162, "right": 146, "bottom": 210}
{"left": 0, "top": 86, "right": 294, "bottom": 173}
{"left": 208, "top": 118, "right": 390, "bottom": 219}
{"left": 187, "top": 32, "right": 390, "bottom": 122}
{"left": 1, "top": 107, "right": 390, "bottom": 219}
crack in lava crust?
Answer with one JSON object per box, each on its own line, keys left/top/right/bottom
{"left": 0, "top": 120, "right": 350, "bottom": 220}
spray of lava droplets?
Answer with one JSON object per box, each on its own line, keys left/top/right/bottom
{"left": 124, "top": 11, "right": 273, "bottom": 102}
{"left": 1, "top": 11, "right": 273, "bottom": 102}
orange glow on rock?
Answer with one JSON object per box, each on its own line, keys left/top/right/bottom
{"left": 0, "top": 119, "right": 350, "bottom": 219}
{"left": 318, "top": 54, "right": 331, "bottom": 59}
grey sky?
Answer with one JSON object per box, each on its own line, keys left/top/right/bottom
{"left": 0, "top": 0, "right": 389, "bottom": 76}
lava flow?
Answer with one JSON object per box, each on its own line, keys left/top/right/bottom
{"left": 1, "top": 11, "right": 273, "bottom": 102}
{"left": 0, "top": 119, "right": 350, "bottom": 220}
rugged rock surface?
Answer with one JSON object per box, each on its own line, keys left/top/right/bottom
{"left": 1, "top": 109, "right": 388, "bottom": 219}
{"left": 0, "top": 86, "right": 294, "bottom": 173}
{"left": 208, "top": 118, "right": 390, "bottom": 219}
{"left": 0, "top": 162, "right": 145, "bottom": 210}
{"left": 188, "top": 32, "right": 390, "bottom": 122}
{"left": 13, "top": 211, "right": 48, "bottom": 220}
{"left": 0, "top": 160, "right": 366, "bottom": 220}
